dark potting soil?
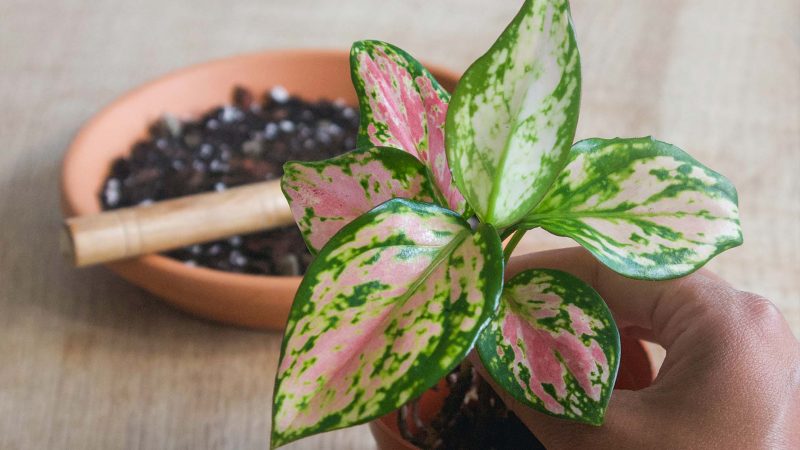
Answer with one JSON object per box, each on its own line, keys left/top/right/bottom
{"left": 400, "top": 362, "right": 545, "bottom": 450}
{"left": 100, "top": 86, "right": 359, "bottom": 275}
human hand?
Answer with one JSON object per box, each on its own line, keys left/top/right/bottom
{"left": 470, "top": 247, "right": 800, "bottom": 449}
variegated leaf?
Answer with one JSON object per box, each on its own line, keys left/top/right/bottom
{"left": 350, "top": 40, "right": 466, "bottom": 212}
{"left": 271, "top": 199, "right": 503, "bottom": 447}
{"left": 281, "top": 146, "right": 437, "bottom": 254}
{"left": 523, "top": 137, "right": 742, "bottom": 279}
{"left": 446, "top": 0, "right": 581, "bottom": 227}
{"left": 477, "top": 269, "right": 619, "bottom": 425}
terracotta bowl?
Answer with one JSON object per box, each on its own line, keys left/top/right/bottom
{"left": 61, "top": 49, "right": 460, "bottom": 329}
{"left": 370, "top": 336, "right": 655, "bottom": 450}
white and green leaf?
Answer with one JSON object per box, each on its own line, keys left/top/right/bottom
{"left": 477, "top": 269, "right": 619, "bottom": 425}
{"left": 351, "top": 40, "right": 466, "bottom": 212}
{"left": 523, "top": 137, "right": 742, "bottom": 279}
{"left": 281, "top": 146, "right": 437, "bottom": 254}
{"left": 446, "top": 0, "right": 581, "bottom": 227}
{"left": 271, "top": 199, "right": 503, "bottom": 447}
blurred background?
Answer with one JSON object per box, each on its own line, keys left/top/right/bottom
{"left": 1, "top": 0, "right": 798, "bottom": 448}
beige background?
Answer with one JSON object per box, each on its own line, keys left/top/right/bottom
{"left": 1, "top": 0, "right": 798, "bottom": 448}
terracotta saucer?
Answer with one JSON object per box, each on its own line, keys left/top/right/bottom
{"left": 61, "top": 49, "right": 459, "bottom": 329}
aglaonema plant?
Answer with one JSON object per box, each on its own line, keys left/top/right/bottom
{"left": 272, "top": 0, "right": 742, "bottom": 446}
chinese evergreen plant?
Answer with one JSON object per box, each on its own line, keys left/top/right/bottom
{"left": 271, "top": 0, "right": 742, "bottom": 447}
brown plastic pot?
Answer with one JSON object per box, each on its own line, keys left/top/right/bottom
{"left": 61, "top": 49, "right": 459, "bottom": 329}
{"left": 369, "top": 336, "right": 655, "bottom": 450}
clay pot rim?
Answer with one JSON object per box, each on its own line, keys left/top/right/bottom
{"left": 60, "top": 48, "right": 461, "bottom": 300}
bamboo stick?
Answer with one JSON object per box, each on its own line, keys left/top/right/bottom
{"left": 63, "top": 180, "right": 294, "bottom": 267}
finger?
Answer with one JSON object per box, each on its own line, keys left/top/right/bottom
{"left": 506, "top": 247, "right": 739, "bottom": 349}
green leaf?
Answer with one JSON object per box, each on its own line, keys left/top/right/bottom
{"left": 476, "top": 269, "right": 620, "bottom": 425}
{"left": 350, "top": 40, "right": 466, "bottom": 212}
{"left": 281, "top": 146, "right": 437, "bottom": 254}
{"left": 446, "top": 0, "right": 581, "bottom": 228}
{"left": 524, "top": 137, "right": 743, "bottom": 279}
{"left": 271, "top": 199, "right": 503, "bottom": 447}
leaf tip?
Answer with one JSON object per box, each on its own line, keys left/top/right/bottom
{"left": 580, "top": 411, "right": 607, "bottom": 427}
{"left": 269, "top": 433, "right": 292, "bottom": 450}
{"left": 349, "top": 39, "right": 367, "bottom": 53}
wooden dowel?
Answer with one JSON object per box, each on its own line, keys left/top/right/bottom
{"left": 63, "top": 180, "right": 294, "bottom": 267}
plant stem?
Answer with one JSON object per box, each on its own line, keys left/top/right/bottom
{"left": 499, "top": 226, "right": 517, "bottom": 240}
{"left": 503, "top": 229, "right": 526, "bottom": 264}
{"left": 461, "top": 204, "right": 475, "bottom": 221}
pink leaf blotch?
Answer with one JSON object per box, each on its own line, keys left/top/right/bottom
{"left": 476, "top": 269, "right": 620, "bottom": 425}
{"left": 350, "top": 40, "right": 466, "bottom": 213}
{"left": 281, "top": 146, "right": 437, "bottom": 254}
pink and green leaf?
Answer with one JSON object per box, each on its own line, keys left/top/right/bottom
{"left": 446, "top": 0, "right": 581, "bottom": 228}
{"left": 271, "top": 199, "right": 503, "bottom": 447}
{"left": 476, "top": 269, "right": 620, "bottom": 425}
{"left": 281, "top": 146, "right": 437, "bottom": 254}
{"left": 350, "top": 40, "right": 466, "bottom": 213}
{"left": 524, "top": 137, "right": 743, "bottom": 279}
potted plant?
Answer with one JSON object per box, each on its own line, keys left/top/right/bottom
{"left": 271, "top": 0, "right": 742, "bottom": 448}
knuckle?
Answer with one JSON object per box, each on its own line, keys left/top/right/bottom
{"left": 678, "top": 284, "right": 783, "bottom": 340}
{"left": 735, "top": 291, "right": 781, "bottom": 322}
{"left": 731, "top": 291, "right": 790, "bottom": 341}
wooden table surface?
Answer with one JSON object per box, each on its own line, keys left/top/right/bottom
{"left": 1, "top": 0, "right": 797, "bottom": 448}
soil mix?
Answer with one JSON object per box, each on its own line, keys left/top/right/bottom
{"left": 100, "top": 86, "right": 359, "bottom": 275}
